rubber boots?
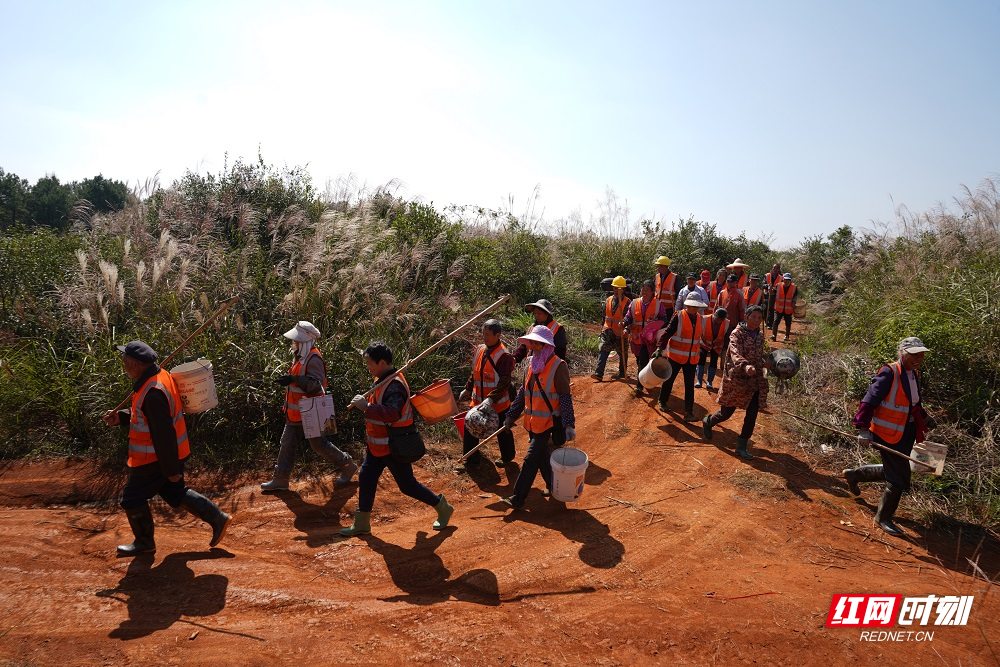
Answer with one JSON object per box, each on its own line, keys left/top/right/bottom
{"left": 433, "top": 494, "right": 454, "bottom": 530}
{"left": 261, "top": 467, "right": 291, "bottom": 492}
{"left": 340, "top": 510, "right": 371, "bottom": 536}
{"left": 335, "top": 458, "right": 359, "bottom": 485}
{"left": 735, "top": 437, "right": 754, "bottom": 460}
{"left": 874, "top": 485, "right": 905, "bottom": 536}
{"left": 117, "top": 505, "right": 156, "bottom": 556}
{"left": 702, "top": 415, "right": 714, "bottom": 441}
{"left": 843, "top": 464, "right": 884, "bottom": 496}
{"left": 180, "top": 489, "right": 233, "bottom": 547}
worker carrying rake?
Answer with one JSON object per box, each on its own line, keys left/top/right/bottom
{"left": 103, "top": 341, "right": 232, "bottom": 556}
{"left": 591, "top": 275, "right": 631, "bottom": 382}
{"left": 844, "top": 336, "right": 935, "bottom": 537}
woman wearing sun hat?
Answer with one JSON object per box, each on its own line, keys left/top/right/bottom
{"left": 501, "top": 325, "right": 576, "bottom": 509}
{"left": 726, "top": 258, "right": 750, "bottom": 290}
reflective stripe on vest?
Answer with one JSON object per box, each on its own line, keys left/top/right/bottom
{"left": 666, "top": 312, "right": 702, "bottom": 364}
{"left": 128, "top": 369, "right": 191, "bottom": 468}
{"left": 743, "top": 286, "right": 762, "bottom": 306}
{"left": 523, "top": 355, "right": 564, "bottom": 434}
{"left": 655, "top": 271, "right": 678, "bottom": 310}
{"left": 774, "top": 282, "right": 797, "bottom": 314}
{"left": 700, "top": 315, "right": 727, "bottom": 354}
{"left": 283, "top": 349, "right": 327, "bottom": 423}
{"left": 629, "top": 298, "right": 659, "bottom": 343}
{"left": 870, "top": 362, "right": 913, "bottom": 445}
{"left": 472, "top": 343, "right": 512, "bottom": 413}
{"left": 603, "top": 295, "right": 630, "bottom": 336}
{"left": 365, "top": 373, "right": 414, "bottom": 456}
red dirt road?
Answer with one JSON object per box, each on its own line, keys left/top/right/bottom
{"left": 1, "top": 343, "right": 998, "bottom": 665}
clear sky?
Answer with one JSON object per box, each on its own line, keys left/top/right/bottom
{"left": 2, "top": 0, "right": 998, "bottom": 247}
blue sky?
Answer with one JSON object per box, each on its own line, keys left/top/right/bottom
{"left": 2, "top": 0, "right": 998, "bottom": 247}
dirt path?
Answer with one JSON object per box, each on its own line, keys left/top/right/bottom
{"left": 1, "top": 321, "right": 997, "bottom": 666}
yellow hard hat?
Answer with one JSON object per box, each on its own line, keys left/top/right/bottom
{"left": 655, "top": 255, "right": 671, "bottom": 266}
{"left": 611, "top": 275, "right": 627, "bottom": 288}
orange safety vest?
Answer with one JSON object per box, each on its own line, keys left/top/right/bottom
{"left": 523, "top": 354, "right": 566, "bottom": 434}
{"left": 743, "top": 285, "right": 763, "bottom": 307}
{"left": 701, "top": 281, "right": 724, "bottom": 315}
{"left": 666, "top": 311, "right": 702, "bottom": 364}
{"left": 128, "top": 369, "right": 191, "bottom": 468}
{"left": 629, "top": 298, "right": 660, "bottom": 344}
{"left": 602, "top": 295, "right": 630, "bottom": 336}
{"left": 774, "top": 282, "right": 797, "bottom": 314}
{"left": 655, "top": 271, "right": 678, "bottom": 311}
{"left": 472, "top": 343, "right": 512, "bottom": 413}
{"left": 283, "top": 349, "right": 327, "bottom": 423}
{"left": 365, "top": 372, "right": 414, "bottom": 457}
{"left": 869, "top": 362, "right": 915, "bottom": 445}
{"left": 733, "top": 272, "right": 748, "bottom": 290}
{"left": 700, "top": 315, "right": 727, "bottom": 354}
{"left": 765, "top": 272, "right": 783, "bottom": 290}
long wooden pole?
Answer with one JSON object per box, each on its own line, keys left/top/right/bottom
{"left": 460, "top": 426, "right": 508, "bottom": 462}
{"left": 350, "top": 294, "right": 511, "bottom": 409}
{"left": 782, "top": 410, "right": 932, "bottom": 468}
{"left": 109, "top": 296, "right": 240, "bottom": 412}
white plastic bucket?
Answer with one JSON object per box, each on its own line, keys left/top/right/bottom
{"left": 550, "top": 447, "right": 589, "bottom": 502}
{"left": 171, "top": 358, "right": 218, "bottom": 414}
{"left": 638, "top": 356, "right": 672, "bottom": 388}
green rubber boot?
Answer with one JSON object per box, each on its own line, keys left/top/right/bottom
{"left": 735, "top": 437, "right": 754, "bottom": 460}
{"left": 339, "top": 510, "right": 371, "bottom": 537}
{"left": 432, "top": 494, "right": 454, "bottom": 530}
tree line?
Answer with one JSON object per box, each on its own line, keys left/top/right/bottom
{"left": 0, "top": 167, "right": 130, "bottom": 231}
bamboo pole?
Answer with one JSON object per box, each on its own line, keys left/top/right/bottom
{"left": 460, "top": 426, "right": 508, "bottom": 462}
{"left": 782, "top": 410, "right": 934, "bottom": 469}
{"left": 108, "top": 296, "right": 240, "bottom": 413}
{"left": 349, "top": 294, "right": 511, "bottom": 410}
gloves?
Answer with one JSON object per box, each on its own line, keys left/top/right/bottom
{"left": 503, "top": 415, "right": 516, "bottom": 430}
{"left": 351, "top": 394, "right": 369, "bottom": 411}
{"left": 857, "top": 430, "right": 872, "bottom": 444}
{"left": 275, "top": 374, "right": 297, "bottom": 387}
{"left": 565, "top": 426, "right": 576, "bottom": 442}
{"left": 458, "top": 388, "right": 471, "bottom": 403}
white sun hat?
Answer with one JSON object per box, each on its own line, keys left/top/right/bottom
{"left": 283, "top": 321, "right": 321, "bottom": 342}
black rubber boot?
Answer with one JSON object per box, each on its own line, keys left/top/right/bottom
{"left": 735, "top": 437, "right": 753, "bottom": 460}
{"left": 843, "top": 464, "right": 884, "bottom": 496}
{"left": 874, "top": 484, "right": 905, "bottom": 536}
{"left": 180, "top": 489, "right": 233, "bottom": 547}
{"left": 117, "top": 505, "right": 156, "bottom": 556}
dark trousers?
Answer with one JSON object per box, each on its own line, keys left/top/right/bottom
{"left": 771, "top": 312, "right": 793, "bottom": 336}
{"left": 595, "top": 331, "right": 627, "bottom": 377}
{"left": 708, "top": 391, "right": 761, "bottom": 440}
{"left": 659, "top": 358, "right": 697, "bottom": 412}
{"left": 875, "top": 421, "right": 917, "bottom": 491}
{"left": 357, "top": 450, "right": 440, "bottom": 512}
{"left": 463, "top": 407, "right": 516, "bottom": 463}
{"left": 633, "top": 345, "right": 651, "bottom": 389}
{"left": 697, "top": 349, "right": 720, "bottom": 384}
{"left": 512, "top": 429, "right": 554, "bottom": 504}
{"left": 121, "top": 460, "right": 187, "bottom": 510}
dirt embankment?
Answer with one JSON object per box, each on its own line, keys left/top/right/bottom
{"left": 1, "top": 322, "right": 997, "bottom": 666}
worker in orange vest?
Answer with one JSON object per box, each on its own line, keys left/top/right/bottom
{"left": 340, "top": 342, "right": 453, "bottom": 536}
{"left": 763, "top": 263, "right": 783, "bottom": 327}
{"left": 703, "top": 268, "right": 728, "bottom": 315}
{"left": 653, "top": 256, "right": 684, "bottom": 321}
{"left": 592, "top": 275, "right": 631, "bottom": 381}
{"left": 743, "top": 274, "right": 763, "bottom": 309}
{"left": 513, "top": 299, "right": 567, "bottom": 361}
{"left": 458, "top": 319, "right": 517, "bottom": 469}
{"left": 770, "top": 272, "right": 797, "bottom": 341}
{"left": 845, "top": 337, "right": 934, "bottom": 536}
{"left": 653, "top": 292, "right": 707, "bottom": 421}
{"left": 103, "top": 341, "right": 232, "bottom": 556}
{"left": 262, "top": 321, "right": 358, "bottom": 491}
{"left": 726, "top": 258, "right": 750, "bottom": 289}
{"left": 501, "top": 325, "right": 576, "bottom": 509}
{"left": 624, "top": 279, "right": 669, "bottom": 397}
{"left": 696, "top": 308, "right": 728, "bottom": 390}
{"left": 716, "top": 274, "right": 746, "bottom": 338}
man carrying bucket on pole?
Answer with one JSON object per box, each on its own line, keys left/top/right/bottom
{"left": 261, "top": 321, "right": 359, "bottom": 492}
{"left": 500, "top": 325, "right": 577, "bottom": 509}
{"left": 103, "top": 341, "right": 232, "bottom": 556}
{"left": 458, "top": 319, "right": 518, "bottom": 470}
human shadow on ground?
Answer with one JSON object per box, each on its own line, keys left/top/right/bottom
{"left": 491, "top": 499, "right": 625, "bottom": 569}
{"left": 96, "top": 549, "right": 252, "bottom": 640}
{"left": 271, "top": 483, "right": 353, "bottom": 547}
{"left": 364, "top": 529, "right": 501, "bottom": 606}
{"left": 584, "top": 460, "right": 611, "bottom": 486}
{"left": 465, "top": 457, "right": 511, "bottom": 494}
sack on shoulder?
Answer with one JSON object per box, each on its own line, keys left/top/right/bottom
{"left": 388, "top": 426, "right": 426, "bottom": 464}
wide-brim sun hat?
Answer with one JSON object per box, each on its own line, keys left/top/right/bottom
{"left": 727, "top": 258, "right": 749, "bottom": 269}
{"left": 283, "top": 320, "right": 321, "bottom": 342}
{"left": 517, "top": 324, "right": 556, "bottom": 348}
{"left": 523, "top": 299, "right": 554, "bottom": 316}
{"left": 900, "top": 336, "right": 931, "bottom": 354}
{"left": 683, "top": 294, "right": 708, "bottom": 308}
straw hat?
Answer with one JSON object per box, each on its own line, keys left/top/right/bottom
{"left": 517, "top": 324, "right": 556, "bottom": 348}
{"left": 727, "top": 258, "right": 749, "bottom": 269}
{"left": 283, "top": 321, "right": 321, "bottom": 342}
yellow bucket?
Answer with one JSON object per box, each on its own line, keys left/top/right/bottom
{"left": 410, "top": 379, "right": 459, "bottom": 425}
{"left": 793, "top": 299, "right": 807, "bottom": 318}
